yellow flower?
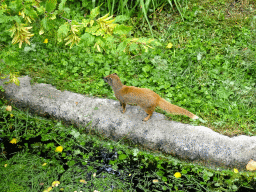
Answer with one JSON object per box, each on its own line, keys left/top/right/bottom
{"left": 234, "top": 168, "right": 239, "bottom": 173}
{"left": 152, "top": 179, "right": 159, "bottom": 183}
{"left": 166, "top": 42, "right": 173, "bottom": 49}
{"left": 19, "top": 12, "right": 21, "bottom": 15}
{"left": 6, "top": 105, "right": 12, "bottom": 111}
{"left": 4, "top": 164, "right": 7, "bottom": 167}
{"left": 44, "top": 38, "right": 48, "bottom": 43}
{"left": 10, "top": 138, "right": 17, "bottom": 144}
{"left": 10, "top": 114, "right": 14, "bottom": 117}
{"left": 52, "top": 181, "right": 60, "bottom": 187}
{"left": 174, "top": 172, "right": 181, "bottom": 178}
{"left": 47, "top": 187, "right": 52, "bottom": 191}
{"left": 55, "top": 146, "right": 63, "bottom": 152}
{"left": 43, "top": 187, "right": 52, "bottom": 192}
{"left": 42, "top": 163, "right": 47, "bottom": 166}
{"left": 80, "top": 179, "right": 87, "bottom": 184}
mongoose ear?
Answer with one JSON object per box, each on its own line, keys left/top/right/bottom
{"left": 113, "top": 73, "right": 118, "bottom": 75}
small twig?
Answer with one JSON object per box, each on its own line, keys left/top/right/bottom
{"left": 58, "top": 15, "right": 72, "bottom": 23}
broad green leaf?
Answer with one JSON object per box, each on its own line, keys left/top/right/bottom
{"left": 114, "top": 15, "right": 130, "bottom": 23}
{"left": 24, "top": 8, "right": 38, "bottom": 20}
{"left": 129, "top": 43, "right": 138, "bottom": 52}
{"left": 81, "top": 32, "right": 95, "bottom": 45}
{"left": 142, "top": 65, "right": 151, "bottom": 73}
{"left": 119, "top": 154, "right": 127, "bottom": 160}
{"left": 90, "top": 6, "right": 100, "bottom": 19}
{"left": 13, "top": 15, "right": 22, "bottom": 23}
{"left": 41, "top": 17, "right": 48, "bottom": 30}
{"left": 58, "top": 0, "right": 67, "bottom": 11}
{"left": 117, "top": 41, "right": 128, "bottom": 52}
{"left": 86, "top": 26, "right": 100, "bottom": 34}
{"left": 46, "top": 0, "right": 57, "bottom": 13}
{"left": 36, "top": 6, "right": 45, "bottom": 14}
{"left": 0, "top": 15, "right": 9, "bottom": 23}
{"left": 58, "top": 23, "right": 69, "bottom": 42}
{"left": 63, "top": 7, "right": 70, "bottom": 14}
{"left": 95, "top": 37, "right": 105, "bottom": 47}
{"left": 82, "top": 19, "right": 90, "bottom": 27}
{"left": 9, "top": 0, "right": 23, "bottom": 12}
{"left": 93, "top": 28, "right": 104, "bottom": 36}
{"left": 70, "top": 130, "right": 80, "bottom": 138}
{"left": 113, "top": 24, "right": 132, "bottom": 35}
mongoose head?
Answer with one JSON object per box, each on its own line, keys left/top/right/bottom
{"left": 103, "top": 73, "right": 119, "bottom": 87}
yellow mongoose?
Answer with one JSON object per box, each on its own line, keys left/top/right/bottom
{"left": 103, "top": 73, "right": 199, "bottom": 121}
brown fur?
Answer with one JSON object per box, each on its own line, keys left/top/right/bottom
{"left": 103, "top": 73, "right": 199, "bottom": 121}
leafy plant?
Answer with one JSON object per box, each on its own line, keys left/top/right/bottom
{"left": 1, "top": 0, "right": 161, "bottom": 54}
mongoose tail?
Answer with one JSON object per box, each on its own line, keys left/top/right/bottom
{"left": 158, "top": 98, "right": 199, "bottom": 119}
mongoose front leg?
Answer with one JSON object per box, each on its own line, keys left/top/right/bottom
{"left": 143, "top": 114, "right": 152, "bottom": 122}
{"left": 143, "top": 111, "right": 154, "bottom": 121}
{"left": 120, "top": 103, "right": 126, "bottom": 113}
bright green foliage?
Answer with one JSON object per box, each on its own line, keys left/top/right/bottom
{"left": 54, "top": 6, "right": 160, "bottom": 51}
{"left": 113, "top": 24, "right": 132, "bottom": 35}
{"left": 45, "top": 0, "right": 58, "bottom": 13}
{"left": 57, "top": 23, "right": 70, "bottom": 42}
{"left": 1, "top": 0, "right": 159, "bottom": 53}
{"left": 89, "top": 5, "right": 100, "bottom": 19}
{"left": 58, "top": 0, "right": 67, "bottom": 11}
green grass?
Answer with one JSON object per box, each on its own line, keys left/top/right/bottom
{"left": 0, "top": 0, "right": 256, "bottom": 190}
{"left": 1, "top": 100, "right": 256, "bottom": 192}
{"left": 1, "top": 153, "right": 63, "bottom": 192}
